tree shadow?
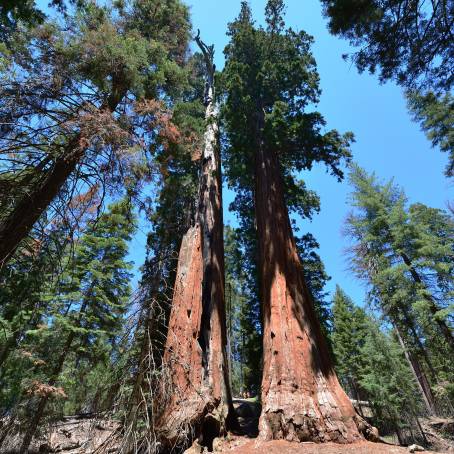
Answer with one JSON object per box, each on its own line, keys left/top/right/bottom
{"left": 232, "top": 398, "right": 261, "bottom": 438}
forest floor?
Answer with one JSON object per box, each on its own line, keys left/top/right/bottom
{"left": 2, "top": 400, "right": 452, "bottom": 453}
{"left": 215, "top": 438, "right": 443, "bottom": 453}
{"left": 211, "top": 398, "right": 454, "bottom": 454}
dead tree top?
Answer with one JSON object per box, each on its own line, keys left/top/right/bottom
{"left": 195, "top": 29, "right": 215, "bottom": 85}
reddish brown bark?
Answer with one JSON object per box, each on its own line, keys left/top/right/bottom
{"left": 156, "top": 37, "right": 234, "bottom": 450}
{"left": 254, "top": 136, "right": 376, "bottom": 443}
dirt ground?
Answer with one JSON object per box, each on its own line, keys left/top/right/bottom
{"left": 222, "top": 399, "right": 454, "bottom": 454}
{"left": 2, "top": 399, "right": 452, "bottom": 453}
{"left": 215, "top": 438, "right": 445, "bottom": 454}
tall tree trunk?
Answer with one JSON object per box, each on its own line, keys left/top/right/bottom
{"left": 400, "top": 252, "right": 454, "bottom": 350}
{"left": 226, "top": 282, "right": 233, "bottom": 389}
{"left": 395, "top": 326, "right": 437, "bottom": 416}
{"left": 253, "top": 115, "right": 376, "bottom": 443}
{"left": 0, "top": 93, "right": 123, "bottom": 267}
{"left": 156, "top": 37, "right": 234, "bottom": 451}
{"left": 399, "top": 307, "right": 437, "bottom": 381}
{"left": 0, "top": 139, "right": 80, "bottom": 267}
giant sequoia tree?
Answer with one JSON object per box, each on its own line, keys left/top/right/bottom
{"left": 156, "top": 36, "right": 234, "bottom": 450}
{"left": 123, "top": 54, "right": 205, "bottom": 449}
{"left": 222, "top": 0, "right": 375, "bottom": 442}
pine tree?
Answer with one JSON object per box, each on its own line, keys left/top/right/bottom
{"left": 331, "top": 286, "right": 368, "bottom": 410}
{"left": 330, "top": 287, "right": 427, "bottom": 444}
{"left": 407, "top": 91, "right": 454, "bottom": 177}
{"left": 17, "top": 200, "right": 136, "bottom": 452}
{"left": 0, "top": 216, "right": 76, "bottom": 413}
{"left": 345, "top": 164, "right": 454, "bottom": 411}
{"left": 222, "top": 0, "right": 375, "bottom": 442}
{"left": 347, "top": 164, "right": 453, "bottom": 348}
{"left": 359, "top": 320, "right": 424, "bottom": 444}
{"left": 297, "top": 234, "right": 333, "bottom": 343}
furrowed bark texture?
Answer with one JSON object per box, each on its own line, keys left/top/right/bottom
{"left": 254, "top": 132, "right": 375, "bottom": 443}
{"left": 157, "top": 71, "right": 233, "bottom": 450}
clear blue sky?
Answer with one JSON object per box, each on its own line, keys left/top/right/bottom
{"left": 84, "top": 0, "right": 452, "bottom": 305}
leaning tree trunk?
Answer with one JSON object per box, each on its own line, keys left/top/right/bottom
{"left": 0, "top": 139, "right": 81, "bottom": 267}
{"left": 253, "top": 118, "right": 376, "bottom": 443}
{"left": 156, "top": 36, "right": 234, "bottom": 451}
{"left": 395, "top": 327, "right": 437, "bottom": 416}
{"left": 0, "top": 92, "right": 123, "bottom": 268}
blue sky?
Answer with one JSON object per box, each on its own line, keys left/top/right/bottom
{"left": 39, "top": 0, "right": 451, "bottom": 305}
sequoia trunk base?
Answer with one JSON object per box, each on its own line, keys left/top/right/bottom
{"left": 254, "top": 138, "right": 377, "bottom": 444}
{"left": 156, "top": 226, "right": 231, "bottom": 450}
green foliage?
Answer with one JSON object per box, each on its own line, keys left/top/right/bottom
{"left": 221, "top": 1, "right": 351, "bottom": 370}
{"left": 359, "top": 319, "right": 423, "bottom": 429}
{"left": 1, "top": 0, "right": 452, "bottom": 446}
{"left": 118, "top": 52, "right": 206, "bottom": 443}
{"left": 320, "top": 0, "right": 453, "bottom": 177}
{"left": 331, "top": 285, "right": 367, "bottom": 391}
{"left": 139, "top": 52, "right": 205, "bottom": 330}
{"left": 220, "top": 0, "right": 350, "bottom": 396}
{"left": 346, "top": 163, "right": 454, "bottom": 323}
{"left": 0, "top": 0, "right": 193, "bottom": 262}
{"left": 0, "top": 200, "right": 136, "bottom": 421}
{"left": 345, "top": 164, "right": 454, "bottom": 406}
{"left": 224, "top": 225, "right": 262, "bottom": 395}
{"left": 222, "top": 0, "right": 352, "bottom": 203}
{"left": 0, "top": 0, "right": 86, "bottom": 44}
{"left": 296, "top": 233, "right": 332, "bottom": 340}
{"left": 407, "top": 91, "right": 454, "bottom": 177}
{"left": 331, "top": 286, "right": 424, "bottom": 436}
